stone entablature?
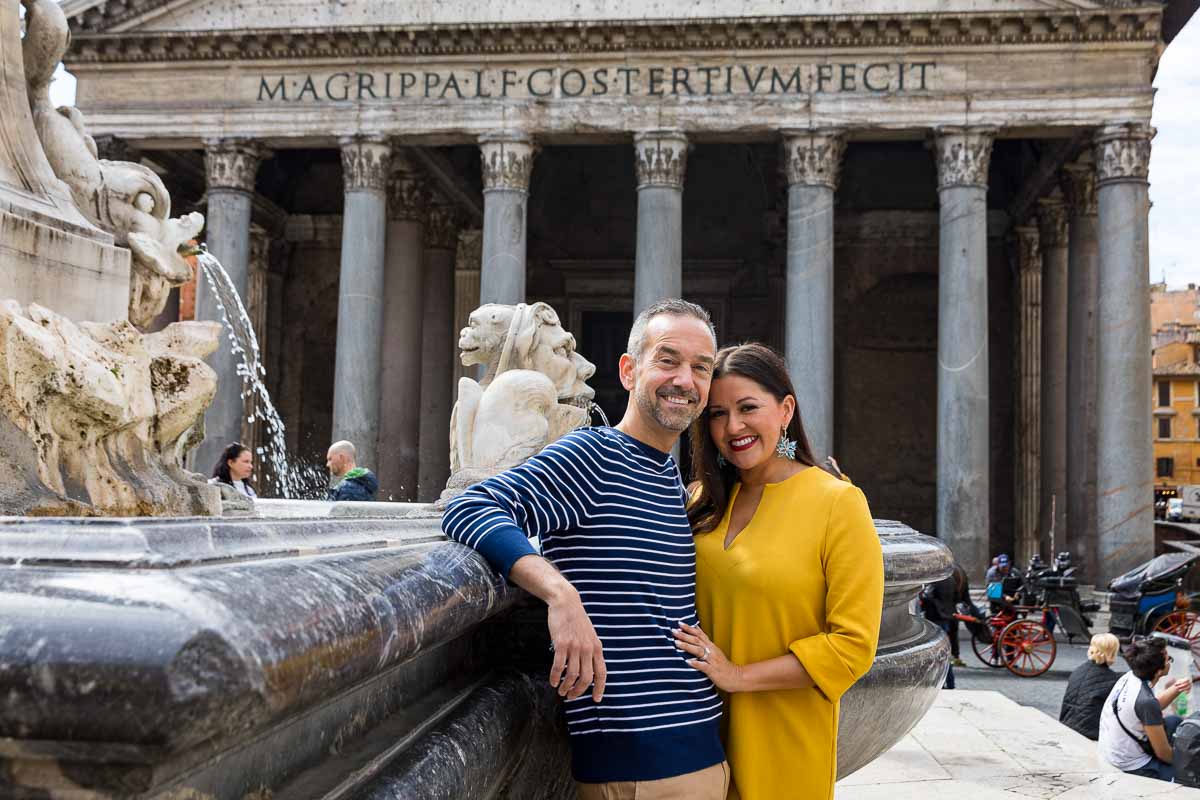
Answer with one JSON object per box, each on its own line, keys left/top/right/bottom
{"left": 64, "top": 9, "right": 1164, "bottom": 61}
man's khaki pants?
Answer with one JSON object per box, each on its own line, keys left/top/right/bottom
{"left": 576, "top": 761, "right": 729, "bottom": 800}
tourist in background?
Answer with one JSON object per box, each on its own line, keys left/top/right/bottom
{"left": 1060, "top": 633, "right": 1122, "bottom": 740}
{"left": 209, "top": 442, "right": 257, "bottom": 499}
{"left": 326, "top": 441, "right": 378, "bottom": 501}
{"left": 921, "top": 569, "right": 959, "bottom": 688}
{"left": 680, "top": 343, "right": 884, "bottom": 800}
{"left": 1098, "top": 636, "right": 1190, "bottom": 781}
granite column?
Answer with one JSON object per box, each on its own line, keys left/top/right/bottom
{"left": 1036, "top": 195, "right": 1069, "bottom": 558}
{"left": 633, "top": 131, "right": 688, "bottom": 315}
{"left": 1061, "top": 161, "right": 1100, "bottom": 577}
{"left": 1094, "top": 123, "right": 1155, "bottom": 583}
{"left": 1013, "top": 225, "right": 1042, "bottom": 565}
{"left": 934, "top": 127, "right": 995, "bottom": 578}
{"left": 417, "top": 200, "right": 461, "bottom": 502}
{"left": 478, "top": 134, "right": 534, "bottom": 306}
{"left": 332, "top": 136, "right": 392, "bottom": 474}
{"left": 376, "top": 154, "right": 428, "bottom": 501}
{"left": 781, "top": 129, "right": 845, "bottom": 460}
{"left": 195, "top": 140, "right": 266, "bottom": 477}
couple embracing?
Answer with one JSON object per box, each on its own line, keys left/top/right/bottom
{"left": 442, "top": 299, "right": 884, "bottom": 800}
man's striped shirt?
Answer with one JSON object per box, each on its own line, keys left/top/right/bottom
{"left": 441, "top": 426, "right": 724, "bottom": 783}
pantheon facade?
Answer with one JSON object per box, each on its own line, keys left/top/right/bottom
{"left": 59, "top": 0, "right": 1197, "bottom": 581}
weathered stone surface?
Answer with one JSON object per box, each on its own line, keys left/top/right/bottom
{"left": 22, "top": 0, "right": 204, "bottom": 329}
{"left": 0, "top": 301, "right": 221, "bottom": 516}
{"left": 443, "top": 302, "right": 596, "bottom": 504}
{"left": 0, "top": 513, "right": 949, "bottom": 798}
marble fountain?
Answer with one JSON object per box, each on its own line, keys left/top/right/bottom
{"left": 0, "top": 1, "right": 952, "bottom": 797}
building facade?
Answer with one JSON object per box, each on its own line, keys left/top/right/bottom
{"left": 1153, "top": 341, "right": 1200, "bottom": 498}
{"left": 59, "top": 0, "right": 1197, "bottom": 581}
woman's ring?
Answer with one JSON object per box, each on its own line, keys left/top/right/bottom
{"left": 702, "top": 646, "right": 711, "bottom": 661}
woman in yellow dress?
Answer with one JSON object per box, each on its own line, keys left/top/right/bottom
{"left": 676, "top": 343, "right": 884, "bottom": 800}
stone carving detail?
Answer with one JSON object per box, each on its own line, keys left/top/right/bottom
{"left": 634, "top": 131, "right": 688, "bottom": 189}
{"left": 782, "top": 130, "right": 846, "bottom": 189}
{"left": 1094, "top": 123, "right": 1154, "bottom": 186}
{"left": 205, "top": 139, "right": 265, "bottom": 192}
{"left": 480, "top": 136, "right": 535, "bottom": 192}
{"left": 934, "top": 127, "right": 996, "bottom": 189}
{"left": 22, "top": 0, "right": 205, "bottom": 329}
{"left": 439, "top": 302, "right": 596, "bottom": 505}
{"left": 1060, "top": 162, "right": 1098, "bottom": 217}
{"left": 340, "top": 137, "right": 393, "bottom": 192}
{"left": 1035, "top": 196, "right": 1069, "bottom": 247}
{"left": 456, "top": 229, "right": 483, "bottom": 272}
{"left": 0, "top": 301, "right": 222, "bottom": 516}
{"left": 1014, "top": 226, "right": 1041, "bottom": 273}
{"left": 387, "top": 156, "right": 431, "bottom": 222}
{"left": 426, "top": 203, "right": 462, "bottom": 251}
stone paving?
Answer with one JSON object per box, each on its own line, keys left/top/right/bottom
{"left": 836, "top": 690, "right": 1200, "bottom": 798}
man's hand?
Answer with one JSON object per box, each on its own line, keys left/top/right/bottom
{"left": 547, "top": 588, "right": 607, "bottom": 702}
{"left": 508, "top": 554, "right": 607, "bottom": 702}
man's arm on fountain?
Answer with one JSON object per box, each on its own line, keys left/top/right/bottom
{"left": 441, "top": 430, "right": 606, "bottom": 702}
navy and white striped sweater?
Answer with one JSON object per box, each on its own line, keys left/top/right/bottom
{"left": 442, "top": 426, "right": 724, "bottom": 783}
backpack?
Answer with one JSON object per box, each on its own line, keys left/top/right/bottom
{"left": 1176, "top": 717, "right": 1200, "bottom": 788}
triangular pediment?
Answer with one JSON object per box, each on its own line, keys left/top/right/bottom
{"left": 64, "top": 0, "right": 1158, "bottom": 35}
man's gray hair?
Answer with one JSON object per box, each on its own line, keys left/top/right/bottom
{"left": 329, "top": 440, "right": 357, "bottom": 460}
{"left": 626, "top": 298, "right": 717, "bottom": 360}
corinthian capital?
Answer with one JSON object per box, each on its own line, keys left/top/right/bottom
{"left": 339, "top": 136, "right": 392, "bottom": 193}
{"left": 1014, "top": 225, "right": 1041, "bottom": 274}
{"left": 204, "top": 139, "right": 267, "bottom": 192}
{"left": 387, "top": 153, "right": 430, "bottom": 222}
{"left": 479, "top": 133, "right": 535, "bottom": 192}
{"left": 634, "top": 130, "right": 688, "bottom": 190}
{"left": 1036, "top": 194, "right": 1068, "bottom": 248}
{"left": 425, "top": 200, "right": 461, "bottom": 251}
{"left": 934, "top": 127, "right": 996, "bottom": 190}
{"left": 781, "top": 129, "right": 845, "bottom": 190}
{"left": 1094, "top": 123, "right": 1154, "bottom": 187}
{"left": 1060, "top": 162, "right": 1098, "bottom": 217}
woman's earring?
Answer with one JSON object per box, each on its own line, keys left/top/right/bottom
{"left": 716, "top": 452, "right": 727, "bottom": 468}
{"left": 775, "top": 427, "right": 797, "bottom": 461}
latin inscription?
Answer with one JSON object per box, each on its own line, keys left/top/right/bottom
{"left": 257, "top": 62, "right": 937, "bottom": 102}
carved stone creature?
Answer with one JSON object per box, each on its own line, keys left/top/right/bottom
{"left": 21, "top": 0, "right": 204, "bottom": 329}
{"left": 439, "top": 303, "right": 596, "bottom": 506}
{"left": 0, "top": 301, "right": 221, "bottom": 516}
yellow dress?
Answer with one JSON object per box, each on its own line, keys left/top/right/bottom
{"left": 694, "top": 467, "right": 884, "bottom": 800}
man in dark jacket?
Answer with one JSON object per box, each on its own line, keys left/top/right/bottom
{"left": 1060, "top": 632, "right": 1123, "bottom": 740}
{"left": 923, "top": 572, "right": 959, "bottom": 689}
{"left": 326, "top": 441, "right": 379, "bottom": 502}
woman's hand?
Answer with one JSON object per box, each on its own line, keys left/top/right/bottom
{"left": 673, "top": 622, "right": 745, "bottom": 692}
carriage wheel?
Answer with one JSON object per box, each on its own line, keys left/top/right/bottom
{"left": 1154, "top": 611, "right": 1200, "bottom": 643}
{"left": 998, "top": 619, "right": 1056, "bottom": 678}
{"left": 971, "top": 631, "right": 1006, "bottom": 668}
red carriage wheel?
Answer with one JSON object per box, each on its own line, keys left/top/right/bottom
{"left": 998, "top": 619, "right": 1056, "bottom": 678}
{"left": 971, "top": 631, "right": 1006, "bottom": 668}
{"left": 1154, "top": 610, "right": 1200, "bottom": 643}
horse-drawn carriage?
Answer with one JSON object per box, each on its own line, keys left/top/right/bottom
{"left": 954, "top": 550, "right": 1200, "bottom": 678}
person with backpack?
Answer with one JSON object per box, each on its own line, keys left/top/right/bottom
{"left": 1098, "top": 637, "right": 1191, "bottom": 781}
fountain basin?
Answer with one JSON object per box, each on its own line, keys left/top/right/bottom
{"left": 0, "top": 514, "right": 949, "bottom": 797}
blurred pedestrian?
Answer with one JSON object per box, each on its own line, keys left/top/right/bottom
{"left": 209, "top": 442, "right": 257, "bottom": 499}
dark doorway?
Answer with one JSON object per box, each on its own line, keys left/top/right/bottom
{"left": 580, "top": 310, "right": 632, "bottom": 427}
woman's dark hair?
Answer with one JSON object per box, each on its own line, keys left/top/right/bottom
{"left": 1123, "top": 637, "right": 1169, "bottom": 681}
{"left": 211, "top": 442, "right": 249, "bottom": 486}
{"left": 686, "top": 343, "right": 816, "bottom": 534}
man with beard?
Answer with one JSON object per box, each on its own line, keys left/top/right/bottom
{"left": 442, "top": 298, "right": 728, "bottom": 798}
